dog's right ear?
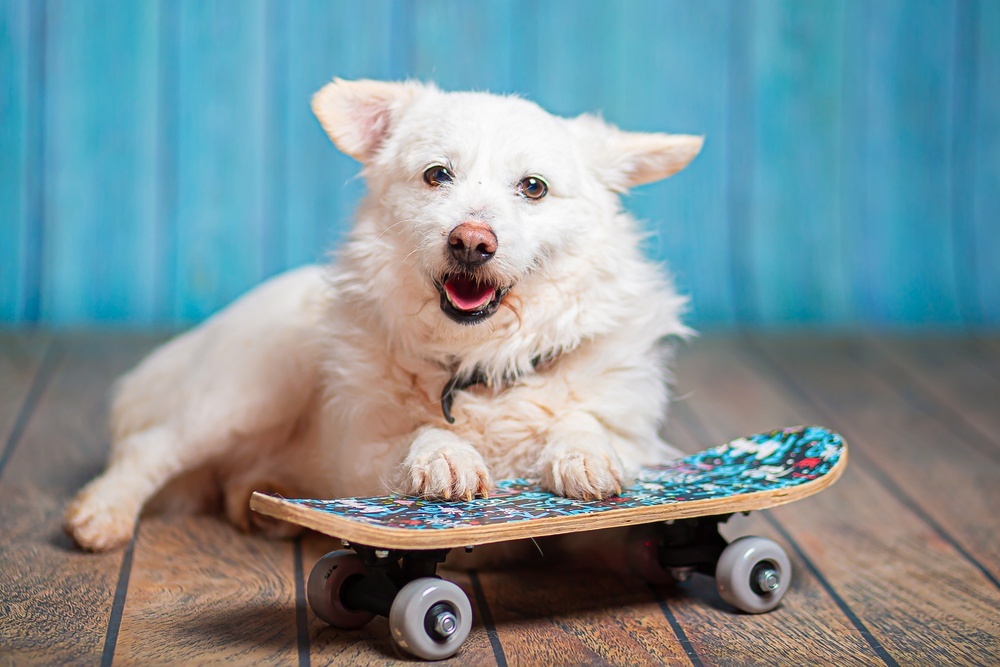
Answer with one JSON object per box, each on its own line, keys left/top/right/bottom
{"left": 312, "top": 78, "right": 428, "bottom": 162}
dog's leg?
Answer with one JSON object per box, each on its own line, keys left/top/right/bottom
{"left": 536, "top": 413, "right": 626, "bottom": 501}
{"left": 400, "top": 426, "right": 493, "bottom": 500}
{"left": 223, "top": 476, "right": 304, "bottom": 539}
{"left": 64, "top": 425, "right": 214, "bottom": 551}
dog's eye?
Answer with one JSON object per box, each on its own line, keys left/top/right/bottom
{"left": 423, "top": 165, "right": 453, "bottom": 187}
{"left": 518, "top": 176, "right": 548, "bottom": 200}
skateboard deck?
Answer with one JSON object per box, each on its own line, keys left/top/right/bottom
{"left": 251, "top": 425, "right": 846, "bottom": 550}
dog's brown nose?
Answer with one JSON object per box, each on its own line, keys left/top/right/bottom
{"left": 448, "top": 222, "right": 497, "bottom": 266}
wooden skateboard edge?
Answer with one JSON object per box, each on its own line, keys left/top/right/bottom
{"left": 251, "top": 438, "right": 848, "bottom": 550}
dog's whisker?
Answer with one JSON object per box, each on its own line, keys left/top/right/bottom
{"left": 376, "top": 217, "right": 421, "bottom": 240}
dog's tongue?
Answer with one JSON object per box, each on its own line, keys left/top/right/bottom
{"left": 444, "top": 275, "right": 495, "bottom": 312}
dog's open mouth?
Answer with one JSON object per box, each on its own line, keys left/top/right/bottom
{"left": 435, "top": 273, "right": 508, "bottom": 324}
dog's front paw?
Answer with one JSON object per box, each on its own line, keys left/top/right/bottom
{"left": 402, "top": 429, "right": 493, "bottom": 500}
{"left": 63, "top": 483, "right": 139, "bottom": 552}
{"left": 538, "top": 440, "right": 625, "bottom": 501}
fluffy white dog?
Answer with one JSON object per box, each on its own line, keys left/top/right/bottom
{"left": 65, "top": 79, "right": 701, "bottom": 552}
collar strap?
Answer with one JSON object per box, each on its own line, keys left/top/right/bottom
{"left": 440, "top": 354, "right": 550, "bottom": 424}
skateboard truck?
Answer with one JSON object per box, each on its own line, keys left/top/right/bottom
{"left": 307, "top": 544, "right": 473, "bottom": 660}
{"left": 628, "top": 514, "right": 793, "bottom": 615}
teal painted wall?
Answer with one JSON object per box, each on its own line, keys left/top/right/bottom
{"left": 1, "top": 0, "right": 997, "bottom": 329}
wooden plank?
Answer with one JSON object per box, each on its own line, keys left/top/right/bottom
{"left": 0, "top": 336, "right": 153, "bottom": 663}
{"left": 113, "top": 516, "right": 299, "bottom": 664}
{"left": 950, "top": 0, "right": 983, "bottom": 324}
{"left": 674, "top": 336, "right": 999, "bottom": 663}
{"left": 973, "top": 0, "right": 1000, "bottom": 325}
{"left": 173, "top": 0, "right": 267, "bottom": 322}
{"left": 301, "top": 535, "right": 498, "bottom": 666}
{"left": 42, "top": 0, "right": 159, "bottom": 324}
{"left": 749, "top": 0, "right": 849, "bottom": 324}
{"left": 866, "top": 336, "right": 1000, "bottom": 455}
{"left": 662, "top": 377, "right": 882, "bottom": 666}
{"left": 0, "top": 0, "right": 31, "bottom": 321}
{"left": 283, "top": 0, "right": 395, "bottom": 270}
{"left": 0, "top": 334, "right": 51, "bottom": 473}
{"left": 409, "top": 0, "right": 514, "bottom": 93}
{"left": 965, "top": 337, "right": 1000, "bottom": 381}
{"left": 852, "top": 1, "right": 961, "bottom": 324}
{"left": 477, "top": 566, "right": 693, "bottom": 667}
{"left": 527, "top": 0, "right": 619, "bottom": 117}
{"left": 616, "top": 0, "right": 734, "bottom": 328}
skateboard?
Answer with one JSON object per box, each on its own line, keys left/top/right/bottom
{"left": 251, "top": 425, "right": 847, "bottom": 660}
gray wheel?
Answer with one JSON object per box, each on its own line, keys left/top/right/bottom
{"left": 715, "top": 536, "right": 791, "bottom": 613}
{"left": 389, "top": 577, "right": 472, "bottom": 660}
{"left": 306, "top": 550, "right": 376, "bottom": 628}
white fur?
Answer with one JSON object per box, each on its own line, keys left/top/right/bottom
{"left": 65, "top": 79, "right": 702, "bottom": 551}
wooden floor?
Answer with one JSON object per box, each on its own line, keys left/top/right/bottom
{"left": 1, "top": 333, "right": 998, "bottom": 666}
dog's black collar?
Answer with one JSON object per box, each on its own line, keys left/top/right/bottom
{"left": 440, "top": 354, "right": 552, "bottom": 424}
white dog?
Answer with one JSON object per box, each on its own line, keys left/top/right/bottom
{"left": 64, "top": 79, "right": 701, "bottom": 552}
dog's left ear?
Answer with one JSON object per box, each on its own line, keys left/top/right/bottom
{"left": 312, "top": 78, "right": 429, "bottom": 162}
{"left": 568, "top": 114, "right": 704, "bottom": 192}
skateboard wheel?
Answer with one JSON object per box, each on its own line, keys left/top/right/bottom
{"left": 715, "top": 536, "right": 791, "bottom": 614}
{"left": 389, "top": 577, "right": 472, "bottom": 660}
{"left": 306, "top": 550, "right": 376, "bottom": 628}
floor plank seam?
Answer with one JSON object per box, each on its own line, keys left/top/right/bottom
{"left": 0, "top": 340, "right": 60, "bottom": 478}
{"left": 745, "top": 338, "right": 1000, "bottom": 591}
{"left": 762, "top": 514, "right": 899, "bottom": 667}
{"left": 293, "top": 538, "right": 311, "bottom": 667}
{"left": 101, "top": 523, "right": 139, "bottom": 667}
{"left": 853, "top": 339, "right": 1000, "bottom": 464}
{"left": 468, "top": 570, "right": 507, "bottom": 667}
{"left": 647, "top": 584, "right": 702, "bottom": 667}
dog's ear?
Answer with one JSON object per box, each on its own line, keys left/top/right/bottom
{"left": 312, "top": 78, "right": 428, "bottom": 162}
{"left": 569, "top": 114, "right": 703, "bottom": 192}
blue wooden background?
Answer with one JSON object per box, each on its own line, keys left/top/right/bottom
{"left": 1, "top": 0, "right": 997, "bottom": 329}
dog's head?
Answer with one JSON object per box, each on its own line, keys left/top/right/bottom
{"left": 313, "top": 79, "right": 701, "bottom": 358}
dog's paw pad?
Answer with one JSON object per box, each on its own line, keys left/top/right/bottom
{"left": 540, "top": 445, "right": 625, "bottom": 501}
{"left": 403, "top": 442, "right": 493, "bottom": 501}
{"left": 63, "top": 492, "right": 137, "bottom": 552}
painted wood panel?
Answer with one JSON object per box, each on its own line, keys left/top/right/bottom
{"left": 42, "top": 0, "right": 160, "bottom": 324}
{"left": 0, "top": 0, "right": 43, "bottom": 322}
{"left": 0, "top": 0, "right": 996, "bottom": 328}
{"left": 854, "top": 0, "right": 961, "bottom": 325}
{"left": 172, "top": 0, "right": 268, "bottom": 322}
{"left": 749, "top": 0, "right": 848, "bottom": 325}
{"left": 973, "top": 0, "right": 1000, "bottom": 326}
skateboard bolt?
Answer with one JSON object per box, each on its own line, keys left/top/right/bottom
{"left": 757, "top": 568, "right": 780, "bottom": 592}
{"left": 433, "top": 611, "right": 458, "bottom": 637}
{"left": 374, "top": 549, "right": 390, "bottom": 559}
{"left": 669, "top": 567, "right": 693, "bottom": 582}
